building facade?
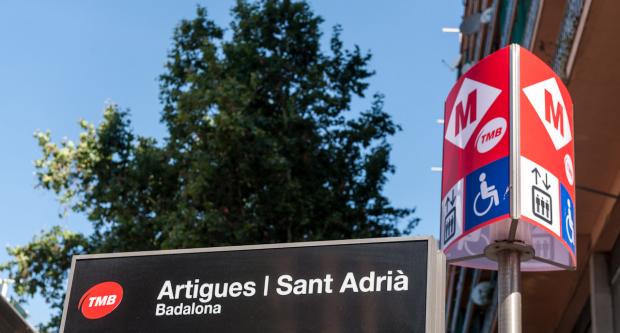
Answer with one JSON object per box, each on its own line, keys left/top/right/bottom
{"left": 447, "top": 1, "right": 620, "bottom": 332}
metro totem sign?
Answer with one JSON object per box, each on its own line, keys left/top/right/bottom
{"left": 440, "top": 44, "right": 576, "bottom": 271}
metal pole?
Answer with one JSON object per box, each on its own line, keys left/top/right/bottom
{"left": 497, "top": 249, "right": 522, "bottom": 333}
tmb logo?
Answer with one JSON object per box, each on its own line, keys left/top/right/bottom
{"left": 522, "top": 77, "right": 572, "bottom": 150}
{"left": 78, "top": 281, "right": 123, "bottom": 319}
{"left": 445, "top": 78, "right": 502, "bottom": 149}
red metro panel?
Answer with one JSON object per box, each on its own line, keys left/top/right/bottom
{"left": 441, "top": 46, "right": 511, "bottom": 253}
{"left": 520, "top": 48, "right": 575, "bottom": 200}
{"left": 442, "top": 47, "right": 510, "bottom": 195}
{"left": 519, "top": 47, "right": 576, "bottom": 261}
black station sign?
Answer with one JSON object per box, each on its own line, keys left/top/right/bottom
{"left": 60, "top": 237, "right": 445, "bottom": 332}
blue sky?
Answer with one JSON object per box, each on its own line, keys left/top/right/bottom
{"left": 0, "top": 0, "right": 462, "bottom": 327}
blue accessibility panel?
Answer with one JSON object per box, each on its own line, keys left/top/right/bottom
{"left": 465, "top": 157, "right": 510, "bottom": 231}
{"left": 561, "top": 184, "right": 576, "bottom": 254}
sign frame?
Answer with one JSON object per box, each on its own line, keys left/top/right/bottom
{"left": 59, "top": 236, "right": 446, "bottom": 333}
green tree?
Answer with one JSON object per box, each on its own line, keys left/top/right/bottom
{"left": 2, "top": 1, "right": 418, "bottom": 331}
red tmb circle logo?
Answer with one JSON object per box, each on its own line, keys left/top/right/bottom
{"left": 78, "top": 281, "right": 124, "bottom": 319}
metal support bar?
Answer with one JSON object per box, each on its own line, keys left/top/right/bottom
{"left": 449, "top": 267, "right": 467, "bottom": 333}
{"left": 589, "top": 253, "right": 615, "bottom": 333}
{"left": 462, "top": 269, "right": 482, "bottom": 333}
{"left": 481, "top": 272, "right": 498, "bottom": 333}
{"left": 445, "top": 265, "right": 456, "bottom": 326}
{"left": 497, "top": 250, "right": 522, "bottom": 333}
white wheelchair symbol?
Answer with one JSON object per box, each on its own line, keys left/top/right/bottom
{"left": 566, "top": 200, "right": 575, "bottom": 243}
{"left": 473, "top": 172, "right": 500, "bottom": 217}
{"left": 458, "top": 229, "right": 490, "bottom": 255}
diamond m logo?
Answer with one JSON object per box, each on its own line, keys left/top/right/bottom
{"left": 523, "top": 77, "right": 572, "bottom": 150}
{"left": 445, "top": 78, "right": 502, "bottom": 149}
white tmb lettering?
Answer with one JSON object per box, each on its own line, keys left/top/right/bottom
{"left": 88, "top": 295, "right": 117, "bottom": 307}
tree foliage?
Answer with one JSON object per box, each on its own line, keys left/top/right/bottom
{"left": 1, "top": 1, "right": 417, "bottom": 331}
